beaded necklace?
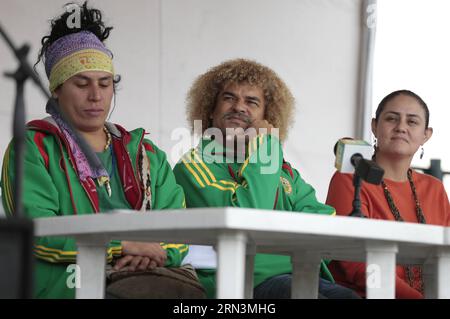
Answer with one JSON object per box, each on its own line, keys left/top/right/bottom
{"left": 103, "top": 126, "right": 112, "bottom": 150}
{"left": 381, "top": 168, "right": 425, "bottom": 294}
{"left": 100, "top": 126, "right": 113, "bottom": 196}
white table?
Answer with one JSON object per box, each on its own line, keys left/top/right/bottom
{"left": 34, "top": 208, "right": 450, "bottom": 299}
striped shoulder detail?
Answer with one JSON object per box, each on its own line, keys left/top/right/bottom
{"left": 282, "top": 161, "right": 294, "bottom": 179}
{"left": 181, "top": 152, "right": 205, "bottom": 187}
{"left": 33, "top": 245, "right": 122, "bottom": 263}
{"left": 34, "top": 245, "right": 77, "bottom": 263}
{"left": 239, "top": 134, "right": 265, "bottom": 177}
{"left": 181, "top": 150, "right": 238, "bottom": 193}
{"left": 161, "top": 243, "right": 189, "bottom": 254}
{"left": 107, "top": 246, "right": 123, "bottom": 263}
{"left": 33, "top": 131, "right": 49, "bottom": 169}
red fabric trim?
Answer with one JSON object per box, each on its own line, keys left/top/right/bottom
{"left": 273, "top": 189, "right": 279, "bottom": 209}
{"left": 144, "top": 142, "right": 155, "bottom": 153}
{"left": 54, "top": 134, "right": 79, "bottom": 215}
{"left": 228, "top": 165, "right": 237, "bottom": 182}
{"left": 33, "top": 132, "right": 49, "bottom": 169}
{"left": 28, "top": 120, "right": 95, "bottom": 213}
{"left": 112, "top": 123, "right": 132, "bottom": 145}
{"left": 59, "top": 158, "right": 65, "bottom": 171}
{"left": 282, "top": 161, "right": 294, "bottom": 179}
{"left": 28, "top": 120, "right": 63, "bottom": 137}
{"left": 113, "top": 137, "right": 142, "bottom": 209}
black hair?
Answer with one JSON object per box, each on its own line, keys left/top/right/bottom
{"left": 36, "top": 1, "right": 114, "bottom": 68}
{"left": 375, "top": 90, "right": 430, "bottom": 129}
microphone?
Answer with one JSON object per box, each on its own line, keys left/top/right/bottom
{"left": 334, "top": 138, "right": 373, "bottom": 173}
{"left": 334, "top": 138, "right": 384, "bottom": 185}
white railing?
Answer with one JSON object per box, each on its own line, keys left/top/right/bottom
{"left": 34, "top": 207, "right": 450, "bottom": 299}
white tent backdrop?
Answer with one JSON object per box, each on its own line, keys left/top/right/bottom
{"left": 0, "top": 0, "right": 371, "bottom": 202}
{"left": 373, "top": 0, "right": 450, "bottom": 192}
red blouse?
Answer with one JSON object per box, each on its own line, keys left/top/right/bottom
{"left": 326, "top": 170, "right": 450, "bottom": 298}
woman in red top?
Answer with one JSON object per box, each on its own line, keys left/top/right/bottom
{"left": 326, "top": 90, "right": 450, "bottom": 298}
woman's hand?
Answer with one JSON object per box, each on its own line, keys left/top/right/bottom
{"left": 113, "top": 241, "right": 167, "bottom": 271}
{"left": 113, "top": 256, "right": 157, "bottom": 272}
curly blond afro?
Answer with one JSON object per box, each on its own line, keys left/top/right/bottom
{"left": 186, "top": 58, "right": 295, "bottom": 142}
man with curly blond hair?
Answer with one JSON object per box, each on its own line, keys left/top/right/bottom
{"left": 173, "top": 59, "right": 359, "bottom": 299}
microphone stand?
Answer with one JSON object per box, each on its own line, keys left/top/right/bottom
{"left": 350, "top": 173, "right": 364, "bottom": 217}
{"left": 348, "top": 155, "right": 384, "bottom": 218}
{"left": 0, "top": 23, "right": 39, "bottom": 298}
{"left": 0, "top": 25, "right": 40, "bottom": 219}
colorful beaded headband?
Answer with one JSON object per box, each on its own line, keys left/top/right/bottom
{"left": 44, "top": 31, "right": 114, "bottom": 91}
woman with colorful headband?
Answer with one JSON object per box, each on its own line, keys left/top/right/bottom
{"left": 1, "top": 3, "right": 187, "bottom": 298}
{"left": 326, "top": 90, "right": 450, "bottom": 298}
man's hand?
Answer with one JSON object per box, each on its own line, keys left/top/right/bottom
{"left": 113, "top": 255, "right": 159, "bottom": 272}
{"left": 113, "top": 241, "right": 167, "bottom": 271}
{"left": 224, "top": 119, "right": 274, "bottom": 154}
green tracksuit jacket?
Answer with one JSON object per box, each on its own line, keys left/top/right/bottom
{"left": 173, "top": 134, "right": 335, "bottom": 298}
{"left": 1, "top": 119, "right": 187, "bottom": 298}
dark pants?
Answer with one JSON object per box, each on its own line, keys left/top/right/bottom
{"left": 253, "top": 274, "right": 361, "bottom": 299}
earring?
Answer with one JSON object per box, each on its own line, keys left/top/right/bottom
{"left": 370, "top": 138, "right": 377, "bottom": 160}
{"left": 420, "top": 146, "right": 424, "bottom": 159}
